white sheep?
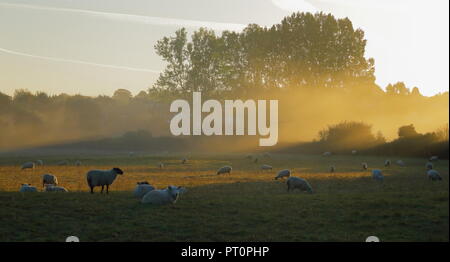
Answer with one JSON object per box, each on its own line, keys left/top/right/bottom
{"left": 286, "top": 176, "right": 313, "bottom": 193}
{"left": 427, "top": 169, "right": 442, "bottom": 181}
{"left": 19, "top": 184, "right": 37, "bottom": 192}
{"left": 36, "top": 160, "right": 44, "bottom": 166}
{"left": 141, "top": 185, "right": 186, "bottom": 205}
{"left": 322, "top": 152, "right": 332, "bottom": 157}
{"left": 133, "top": 182, "right": 155, "bottom": 198}
{"left": 396, "top": 160, "right": 405, "bottom": 167}
{"left": 158, "top": 162, "right": 164, "bottom": 169}
{"left": 217, "top": 165, "right": 232, "bottom": 175}
{"left": 42, "top": 174, "right": 58, "bottom": 187}
{"left": 425, "top": 162, "right": 434, "bottom": 170}
{"left": 330, "top": 165, "right": 335, "bottom": 173}
{"left": 261, "top": 164, "right": 273, "bottom": 171}
{"left": 21, "top": 162, "right": 35, "bottom": 170}
{"left": 372, "top": 169, "right": 384, "bottom": 182}
{"left": 44, "top": 184, "right": 68, "bottom": 192}
{"left": 362, "top": 162, "right": 368, "bottom": 170}
{"left": 86, "top": 168, "right": 124, "bottom": 194}
{"left": 384, "top": 160, "right": 391, "bottom": 167}
{"left": 429, "top": 156, "right": 439, "bottom": 162}
{"left": 351, "top": 150, "right": 357, "bottom": 155}
{"left": 275, "top": 169, "right": 291, "bottom": 180}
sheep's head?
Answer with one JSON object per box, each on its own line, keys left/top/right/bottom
{"left": 112, "top": 168, "right": 124, "bottom": 175}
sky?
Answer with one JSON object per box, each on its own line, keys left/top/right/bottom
{"left": 0, "top": 0, "right": 448, "bottom": 97}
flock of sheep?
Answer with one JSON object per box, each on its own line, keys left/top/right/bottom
{"left": 16, "top": 152, "right": 444, "bottom": 205}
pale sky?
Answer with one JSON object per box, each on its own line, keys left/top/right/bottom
{"left": 0, "top": 0, "right": 448, "bottom": 97}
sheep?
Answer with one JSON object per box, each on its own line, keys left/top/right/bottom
{"left": 182, "top": 158, "right": 187, "bottom": 164}
{"left": 141, "top": 185, "right": 186, "bottom": 205}
{"left": 362, "top": 162, "right": 368, "bottom": 170}
{"left": 286, "top": 176, "right": 313, "bottom": 193}
{"left": 158, "top": 162, "right": 164, "bottom": 169}
{"left": 322, "top": 152, "right": 332, "bottom": 157}
{"left": 21, "top": 162, "right": 35, "bottom": 170}
{"left": 425, "top": 162, "right": 434, "bottom": 170}
{"left": 36, "top": 160, "right": 44, "bottom": 166}
{"left": 86, "top": 168, "right": 124, "bottom": 194}
{"left": 384, "top": 160, "right": 391, "bottom": 167}
{"left": 396, "top": 160, "right": 405, "bottom": 167}
{"left": 42, "top": 174, "right": 58, "bottom": 187}
{"left": 427, "top": 169, "right": 442, "bottom": 181}
{"left": 44, "top": 184, "right": 68, "bottom": 192}
{"left": 75, "top": 160, "right": 82, "bottom": 166}
{"left": 57, "top": 160, "right": 69, "bottom": 166}
{"left": 429, "top": 156, "right": 439, "bottom": 162}
{"left": 372, "top": 169, "right": 384, "bottom": 182}
{"left": 351, "top": 150, "right": 357, "bottom": 155}
{"left": 19, "top": 184, "right": 37, "bottom": 192}
{"left": 261, "top": 164, "right": 273, "bottom": 171}
{"left": 133, "top": 182, "right": 155, "bottom": 198}
{"left": 330, "top": 165, "right": 335, "bottom": 173}
{"left": 275, "top": 169, "right": 291, "bottom": 180}
{"left": 217, "top": 165, "right": 232, "bottom": 175}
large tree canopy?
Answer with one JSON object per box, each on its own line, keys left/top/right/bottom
{"left": 152, "top": 12, "right": 376, "bottom": 95}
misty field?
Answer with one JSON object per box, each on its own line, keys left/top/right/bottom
{"left": 0, "top": 153, "right": 448, "bottom": 242}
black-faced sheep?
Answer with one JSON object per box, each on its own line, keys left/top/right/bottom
{"left": 362, "top": 162, "right": 368, "bottom": 170}
{"left": 86, "top": 168, "right": 124, "bottom": 194}
{"left": 42, "top": 174, "right": 58, "bottom": 187}
{"left": 275, "top": 169, "right": 291, "bottom": 180}
{"left": 217, "top": 166, "right": 232, "bottom": 175}
{"left": 384, "top": 160, "right": 391, "bottom": 167}
{"left": 427, "top": 169, "right": 442, "bottom": 181}
{"left": 426, "top": 162, "right": 434, "bottom": 170}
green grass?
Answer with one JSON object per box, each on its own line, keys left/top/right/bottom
{"left": 0, "top": 153, "right": 448, "bottom": 242}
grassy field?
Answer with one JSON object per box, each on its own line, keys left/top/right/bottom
{"left": 0, "top": 153, "right": 448, "bottom": 242}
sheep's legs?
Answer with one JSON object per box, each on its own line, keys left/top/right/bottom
{"left": 90, "top": 187, "right": 94, "bottom": 194}
{"left": 106, "top": 185, "right": 109, "bottom": 194}
{"left": 101, "top": 185, "right": 104, "bottom": 194}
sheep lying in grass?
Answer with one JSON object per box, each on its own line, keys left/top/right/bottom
{"left": 427, "top": 169, "right": 442, "bottom": 181}
{"left": 261, "top": 164, "right": 273, "bottom": 171}
{"left": 141, "top": 185, "right": 186, "bottom": 205}
{"left": 351, "top": 150, "right": 357, "bottom": 155}
{"left": 322, "top": 152, "right": 332, "bottom": 157}
{"left": 286, "top": 177, "right": 313, "bottom": 193}
{"left": 217, "top": 166, "right": 232, "bottom": 175}
{"left": 133, "top": 182, "right": 155, "bottom": 198}
{"left": 44, "top": 184, "right": 68, "bottom": 192}
{"left": 396, "top": 160, "right": 405, "bottom": 167}
{"left": 362, "top": 162, "right": 368, "bottom": 170}
{"left": 19, "top": 184, "right": 37, "bottom": 192}
{"left": 384, "top": 160, "right": 391, "bottom": 167}
{"left": 372, "top": 169, "right": 384, "bottom": 182}
{"left": 275, "top": 169, "right": 291, "bottom": 180}
{"left": 21, "top": 162, "right": 35, "bottom": 170}
{"left": 426, "top": 162, "right": 434, "bottom": 170}
{"left": 429, "top": 156, "right": 439, "bottom": 162}
{"left": 42, "top": 174, "right": 58, "bottom": 187}
{"left": 86, "top": 168, "right": 124, "bottom": 194}
{"left": 36, "top": 160, "right": 44, "bottom": 166}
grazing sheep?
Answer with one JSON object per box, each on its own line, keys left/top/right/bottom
{"left": 182, "top": 158, "right": 187, "bottom": 164}
{"left": 75, "top": 160, "right": 82, "bottom": 166}
{"left": 21, "top": 162, "right": 35, "bottom": 170}
{"left": 429, "top": 156, "right": 439, "bottom": 162}
{"left": 330, "top": 165, "right": 335, "bottom": 173}
{"left": 42, "top": 174, "right": 58, "bottom": 187}
{"left": 372, "top": 169, "right": 384, "bottom": 182}
{"left": 158, "top": 162, "right": 164, "bottom": 169}
{"left": 141, "top": 185, "right": 186, "bottom": 205}
{"left": 36, "top": 160, "right": 44, "bottom": 166}
{"left": 427, "top": 169, "right": 442, "bottom": 181}
{"left": 351, "top": 150, "right": 357, "bottom": 155}
{"left": 286, "top": 176, "right": 313, "bottom": 193}
{"left": 426, "top": 162, "right": 434, "bottom": 170}
{"left": 362, "top": 162, "right": 368, "bottom": 170}
{"left": 44, "top": 184, "right": 68, "bottom": 192}
{"left": 19, "top": 184, "right": 37, "bottom": 192}
{"left": 217, "top": 165, "right": 232, "bottom": 175}
{"left": 261, "top": 164, "right": 273, "bottom": 171}
{"left": 57, "top": 160, "right": 69, "bottom": 166}
{"left": 275, "top": 169, "right": 291, "bottom": 180}
{"left": 322, "top": 152, "right": 332, "bottom": 157}
{"left": 86, "top": 168, "right": 124, "bottom": 194}
{"left": 396, "top": 160, "right": 405, "bottom": 167}
{"left": 133, "top": 182, "right": 155, "bottom": 198}
{"left": 384, "top": 160, "right": 391, "bottom": 167}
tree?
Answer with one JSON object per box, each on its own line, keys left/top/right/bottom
{"left": 112, "top": 89, "right": 132, "bottom": 102}
{"left": 398, "top": 124, "right": 419, "bottom": 138}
